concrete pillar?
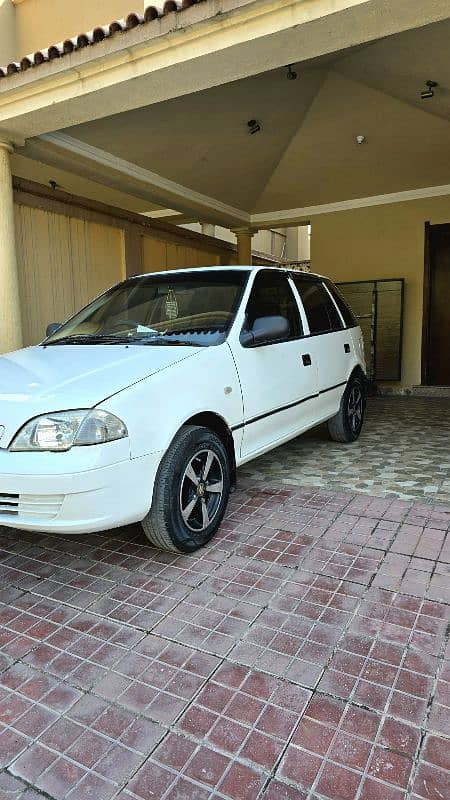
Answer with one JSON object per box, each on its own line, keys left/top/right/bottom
{"left": 0, "top": 141, "right": 22, "bottom": 354}
{"left": 298, "top": 224, "right": 311, "bottom": 261}
{"left": 233, "top": 228, "right": 255, "bottom": 265}
{"left": 285, "top": 225, "right": 311, "bottom": 262}
{"left": 201, "top": 223, "right": 215, "bottom": 238}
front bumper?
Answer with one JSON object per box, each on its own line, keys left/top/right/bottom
{"left": 0, "top": 441, "right": 163, "bottom": 534}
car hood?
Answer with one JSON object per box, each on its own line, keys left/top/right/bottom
{"left": 0, "top": 344, "right": 199, "bottom": 447}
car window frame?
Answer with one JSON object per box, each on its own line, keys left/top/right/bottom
{"left": 322, "top": 279, "right": 358, "bottom": 329}
{"left": 239, "top": 269, "right": 304, "bottom": 348}
{"left": 42, "top": 269, "right": 252, "bottom": 347}
{"left": 289, "top": 273, "right": 345, "bottom": 337}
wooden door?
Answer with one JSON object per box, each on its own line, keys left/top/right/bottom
{"left": 426, "top": 223, "right": 450, "bottom": 385}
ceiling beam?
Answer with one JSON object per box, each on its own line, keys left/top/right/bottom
{"left": 23, "top": 133, "right": 450, "bottom": 230}
{"left": 251, "top": 184, "right": 450, "bottom": 227}
{"left": 23, "top": 132, "right": 250, "bottom": 227}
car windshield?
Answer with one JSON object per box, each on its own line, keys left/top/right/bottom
{"left": 44, "top": 270, "right": 250, "bottom": 347}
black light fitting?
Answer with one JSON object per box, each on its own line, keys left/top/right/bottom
{"left": 286, "top": 64, "right": 298, "bottom": 81}
{"left": 247, "top": 119, "right": 262, "bottom": 135}
{"left": 421, "top": 80, "right": 438, "bottom": 100}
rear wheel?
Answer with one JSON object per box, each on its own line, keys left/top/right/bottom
{"left": 141, "top": 425, "right": 230, "bottom": 553}
{"left": 327, "top": 374, "right": 365, "bottom": 443}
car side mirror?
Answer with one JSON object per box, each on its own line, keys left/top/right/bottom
{"left": 240, "top": 315, "right": 290, "bottom": 347}
{"left": 45, "top": 322, "right": 62, "bottom": 338}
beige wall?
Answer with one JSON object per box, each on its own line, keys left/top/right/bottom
{"left": 9, "top": 180, "right": 240, "bottom": 349}
{"left": 14, "top": 203, "right": 125, "bottom": 345}
{"left": 142, "top": 235, "right": 223, "bottom": 273}
{"left": 13, "top": 0, "right": 137, "bottom": 55}
{"left": 311, "top": 195, "right": 450, "bottom": 389}
{"left": 0, "top": 0, "right": 16, "bottom": 63}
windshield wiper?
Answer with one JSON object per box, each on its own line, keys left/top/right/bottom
{"left": 43, "top": 334, "right": 206, "bottom": 347}
{"left": 137, "top": 337, "right": 206, "bottom": 347}
{"left": 43, "top": 335, "right": 109, "bottom": 345}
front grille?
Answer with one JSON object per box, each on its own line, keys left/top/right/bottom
{"left": 0, "top": 493, "right": 19, "bottom": 515}
{"left": 0, "top": 493, "right": 64, "bottom": 520}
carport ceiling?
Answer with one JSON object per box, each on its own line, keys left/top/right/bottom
{"left": 26, "top": 19, "right": 450, "bottom": 218}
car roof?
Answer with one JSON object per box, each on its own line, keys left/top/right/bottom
{"left": 131, "top": 265, "right": 326, "bottom": 280}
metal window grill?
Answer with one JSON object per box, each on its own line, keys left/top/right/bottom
{"left": 336, "top": 279, "right": 404, "bottom": 382}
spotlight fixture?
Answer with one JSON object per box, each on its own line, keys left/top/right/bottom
{"left": 247, "top": 119, "right": 262, "bottom": 135}
{"left": 355, "top": 135, "right": 366, "bottom": 145}
{"left": 421, "top": 80, "right": 438, "bottom": 100}
{"left": 48, "top": 179, "right": 58, "bottom": 190}
{"left": 286, "top": 64, "right": 298, "bottom": 81}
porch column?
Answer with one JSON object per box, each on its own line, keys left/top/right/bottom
{"left": 233, "top": 228, "right": 254, "bottom": 265}
{"left": 0, "top": 141, "right": 22, "bottom": 353}
{"left": 201, "top": 223, "right": 215, "bottom": 238}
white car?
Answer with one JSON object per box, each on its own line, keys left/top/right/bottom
{"left": 0, "top": 267, "right": 365, "bottom": 552}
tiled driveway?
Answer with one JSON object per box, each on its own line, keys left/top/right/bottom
{"left": 0, "top": 477, "right": 449, "bottom": 800}
{"left": 241, "top": 397, "right": 450, "bottom": 505}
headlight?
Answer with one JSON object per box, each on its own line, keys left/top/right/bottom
{"left": 9, "top": 410, "right": 128, "bottom": 452}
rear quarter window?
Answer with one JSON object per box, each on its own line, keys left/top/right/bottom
{"left": 325, "top": 281, "right": 357, "bottom": 328}
{"left": 292, "top": 278, "right": 343, "bottom": 334}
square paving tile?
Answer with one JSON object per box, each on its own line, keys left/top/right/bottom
{"left": 318, "top": 588, "right": 448, "bottom": 726}
{"left": 389, "top": 524, "right": 446, "bottom": 560}
{"left": 1, "top": 473, "right": 449, "bottom": 800}
{"left": 228, "top": 573, "right": 363, "bottom": 687}
{"left": 152, "top": 589, "right": 261, "bottom": 657}
{"left": 93, "top": 634, "right": 220, "bottom": 725}
{"left": 9, "top": 690, "right": 165, "bottom": 799}
{"left": 235, "top": 526, "right": 317, "bottom": 567}
{"left": 372, "top": 552, "right": 436, "bottom": 598}
{"left": 136, "top": 547, "right": 229, "bottom": 589}
{"left": 177, "top": 662, "right": 310, "bottom": 771}
{"left": 427, "top": 657, "right": 450, "bottom": 737}
{"left": 300, "top": 541, "right": 383, "bottom": 585}
{"left": 20, "top": 609, "right": 144, "bottom": 691}
{"left": 200, "top": 555, "right": 287, "bottom": 605}
{"left": 277, "top": 692, "right": 419, "bottom": 799}
{"left": 351, "top": 588, "right": 448, "bottom": 657}
{"left": 0, "top": 771, "right": 48, "bottom": 798}
{"left": 126, "top": 731, "right": 268, "bottom": 800}
{"left": 88, "top": 575, "right": 189, "bottom": 631}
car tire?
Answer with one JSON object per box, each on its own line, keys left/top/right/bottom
{"left": 141, "top": 425, "right": 231, "bottom": 553}
{"left": 327, "top": 374, "right": 365, "bottom": 443}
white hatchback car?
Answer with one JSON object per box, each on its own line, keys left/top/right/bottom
{"left": 0, "top": 267, "right": 365, "bottom": 552}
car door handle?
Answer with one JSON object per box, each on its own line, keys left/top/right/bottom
{"left": 344, "top": 343, "right": 351, "bottom": 353}
{"left": 302, "top": 354, "right": 312, "bottom": 366}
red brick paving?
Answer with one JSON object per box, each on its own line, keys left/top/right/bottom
{"left": 0, "top": 481, "right": 449, "bottom": 799}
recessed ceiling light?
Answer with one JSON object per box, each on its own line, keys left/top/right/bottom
{"left": 355, "top": 135, "right": 366, "bottom": 145}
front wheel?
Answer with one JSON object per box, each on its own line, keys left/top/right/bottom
{"left": 327, "top": 375, "right": 365, "bottom": 443}
{"left": 141, "top": 425, "right": 231, "bottom": 553}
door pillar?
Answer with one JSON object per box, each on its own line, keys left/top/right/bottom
{"left": 0, "top": 141, "right": 22, "bottom": 353}
{"left": 233, "top": 228, "right": 255, "bottom": 265}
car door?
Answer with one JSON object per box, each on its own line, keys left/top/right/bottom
{"left": 229, "top": 270, "right": 319, "bottom": 460}
{"left": 291, "top": 275, "right": 350, "bottom": 420}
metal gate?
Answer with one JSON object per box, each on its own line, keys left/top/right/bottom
{"left": 336, "top": 279, "right": 404, "bottom": 382}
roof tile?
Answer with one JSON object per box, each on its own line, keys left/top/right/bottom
{"left": 0, "top": 1, "right": 205, "bottom": 79}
